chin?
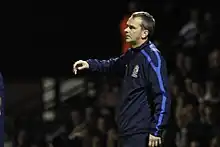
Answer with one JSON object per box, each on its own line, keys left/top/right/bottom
{"left": 125, "top": 38, "right": 132, "bottom": 43}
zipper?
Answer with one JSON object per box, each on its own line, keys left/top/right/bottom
{"left": 125, "top": 64, "right": 130, "bottom": 77}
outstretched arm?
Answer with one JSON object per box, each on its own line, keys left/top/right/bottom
{"left": 86, "top": 57, "right": 121, "bottom": 73}
{"left": 73, "top": 51, "right": 130, "bottom": 74}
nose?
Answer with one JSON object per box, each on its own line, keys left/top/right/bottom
{"left": 124, "top": 27, "right": 128, "bottom": 33}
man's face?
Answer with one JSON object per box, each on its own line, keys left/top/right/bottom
{"left": 124, "top": 17, "right": 147, "bottom": 44}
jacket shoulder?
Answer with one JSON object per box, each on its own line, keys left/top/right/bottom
{"left": 141, "top": 43, "right": 163, "bottom": 67}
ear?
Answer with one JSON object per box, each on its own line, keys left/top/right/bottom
{"left": 142, "top": 30, "right": 149, "bottom": 39}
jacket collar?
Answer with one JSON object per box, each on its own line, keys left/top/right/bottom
{"left": 131, "top": 40, "right": 150, "bottom": 52}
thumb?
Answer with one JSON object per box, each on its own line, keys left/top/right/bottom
{"left": 77, "top": 66, "right": 85, "bottom": 70}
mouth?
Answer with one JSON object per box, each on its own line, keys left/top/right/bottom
{"left": 125, "top": 35, "right": 130, "bottom": 38}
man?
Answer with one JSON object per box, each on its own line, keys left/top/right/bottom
{"left": 0, "top": 72, "right": 4, "bottom": 147}
{"left": 73, "top": 11, "right": 171, "bottom": 147}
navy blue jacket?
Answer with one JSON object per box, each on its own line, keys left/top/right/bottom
{"left": 0, "top": 72, "right": 4, "bottom": 146}
{"left": 87, "top": 41, "right": 171, "bottom": 137}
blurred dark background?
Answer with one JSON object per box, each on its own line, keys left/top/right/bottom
{"left": 3, "top": 0, "right": 220, "bottom": 147}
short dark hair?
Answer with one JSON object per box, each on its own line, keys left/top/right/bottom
{"left": 131, "top": 11, "right": 155, "bottom": 38}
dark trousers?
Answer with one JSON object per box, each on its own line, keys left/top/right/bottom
{"left": 118, "top": 133, "right": 149, "bottom": 147}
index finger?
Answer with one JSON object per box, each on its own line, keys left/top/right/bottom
{"left": 73, "top": 60, "right": 80, "bottom": 69}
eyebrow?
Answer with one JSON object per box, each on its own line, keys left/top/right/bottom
{"left": 127, "top": 24, "right": 136, "bottom": 29}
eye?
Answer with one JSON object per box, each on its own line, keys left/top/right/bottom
{"left": 129, "top": 26, "right": 135, "bottom": 29}
{"left": 127, "top": 25, "right": 135, "bottom": 29}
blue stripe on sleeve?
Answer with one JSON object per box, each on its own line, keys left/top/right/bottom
{"left": 141, "top": 49, "right": 167, "bottom": 136}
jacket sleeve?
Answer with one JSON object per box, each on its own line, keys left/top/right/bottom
{"left": 147, "top": 52, "right": 171, "bottom": 137}
{"left": 0, "top": 72, "right": 4, "bottom": 147}
{"left": 0, "top": 72, "right": 4, "bottom": 115}
{"left": 86, "top": 51, "right": 129, "bottom": 73}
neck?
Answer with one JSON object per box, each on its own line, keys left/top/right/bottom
{"left": 131, "top": 39, "right": 148, "bottom": 48}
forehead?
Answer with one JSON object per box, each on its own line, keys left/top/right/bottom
{"left": 127, "top": 16, "right": 142, "bottom": 27}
